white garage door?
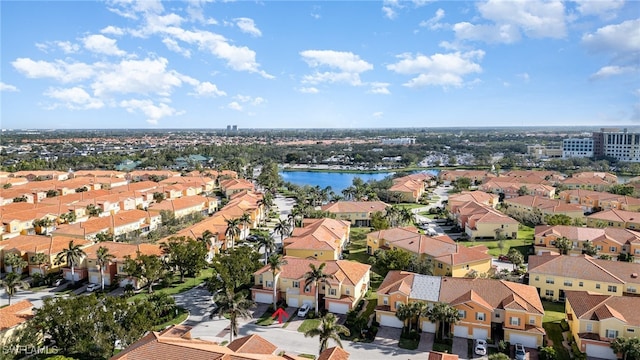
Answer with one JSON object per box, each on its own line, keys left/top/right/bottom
{"left": 422, "top": 321, "right": 436, "bottom": 333}
{"left": 473, "top": 328, "right": 489, "bottom": 340}
{"left": 453, "top": 325, "right": 468, "bottom": 338}
{"left": 379, "top": 314, "right": 404, "bottom": 328}
{"left": 510, "top": 333, "right": 538, "bottom": 349}
{"left": 89, "top": 275, "right": 99, "bottom": 284}
{"left": 328, "top": 302, "right": 350, "bottom": 314}
{"left": 255, "top": 292, "right": 273, "bottom": 304}
{"left": 287, "top": 297, "right": 299, "bottom": 307}
{"left": 586, "top": 344, "right": 617, "bottom": 359}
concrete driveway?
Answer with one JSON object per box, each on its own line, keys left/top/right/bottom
{"left": 374, "top": 326, "right": 402, "bottom": 347}
{"left": 452, "top": 337, "right": 469, "bottom": 359}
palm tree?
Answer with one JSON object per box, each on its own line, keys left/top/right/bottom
{"left": 426, "top": 302, "right": 461, "bottom": 340}
{"left": 224, "top": 218, "right": 241, "bottom": 249}
{"left": 304, "top": 263, "right": 334, "bottom": 315}
{"left": 303, "top": 313, "right": 350, "bottom": 355}
{"left": 96, "top": 246, "right": 115, "bottom": 291}
{"left": 257, "top": 235, "right": 277, "bottom": 264}
{"left": 30, "top": 252, "right": 49, "bottom": 274}
{"left": 399, "top": 207, "right": 414, "bottom": 226}
{"left": 395, "top": 303, "right": 412, "bottom": 331}
{"left": 210, "top": 290, "right": 255, "bottom": 343}
{"left": 411, "top": 301, "right": 429, "bottom": 332}
{"left": 4, "top": 253, "right": 27, "bottom": 274}
{"left": 239, "top": 212, "right": 252, "bottom": 237}
{"left": 54, "top": 240, "right": 86, "bottom": 285}
{"left": 274, "top": 218, "right": 291, "bottom": 243}
{"left": 1, "top": 272, "right": 29, "bottom": 305}
{"left": 267, "top": 254, "right": 288, "bottom": 309}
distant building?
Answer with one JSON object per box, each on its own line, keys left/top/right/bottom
{"left": 562, "top": 138, "right": 594, "bottom": 158}
{"left": 527, "top": 144, "right": 562, "bottom": 159}
{"left": 380, "top": 137, "right": 415, "bottom": 145}
{"left": 593, "top": 128, "right": 640, "bottom": 162}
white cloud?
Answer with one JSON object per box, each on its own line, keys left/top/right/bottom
{"left": 234, "top": 94, "right": 265, "bottom": 106}
{"left": 91, "top": 57, "right": 184, "bottom": 97}
{"left": 590, "top": 65, "right": 636, "bottom": 80}
{"left": 373, "top": 111, "right": 383, "bottom": 118}
{"left": 100, "top": 25, "right": 125, "bottom": 35}
{"left": 387, "top": 50, "right": 485, "bottom": 88}
{"left": 55, "top": 41, "right": 80, "bottom": 54}
{"left": 162, "top": 37, "right": 191, "bottom": 57}
{"left": 234, "top": 18, "right": 262, "bottom": 37}
{"left": 119, "top": 99, "right": 181, "bottom": 125}
{"left": 300, "top": 50, "right": 373, "bottom": 86}
{"left": 44, "top": 87, "right": 104, "bottom": 109}
{"left": 0, "top": 82, "right": 19, "bottom": 92}
{"left": 190, "top": 81, "right": 226, "bottom": 97}
{"left": 382, "top": 6, "right": 396, "bottom": 19}
{"left": 453, "top": 22, "right": 521, "bottom": 44}
{"left": 573, "top": 0, "right": 624, "bottom": 19}
{"left": 582, "top": 19, "right": 640, "bottom": 55}
{"left": 83, "top": 34, "right": 126, "bottom": 56}
{"left": 420, "top": 8, "right": 445, "bottom": 30}
{"left": 299, "top": 87, "right": 319, "bottom": 94}
{"left": 368, "top": 82, "right": 391, "bottom": 95}
{"left": 517, "top": 72, "right": 530, "bottom": 82}
{"left": 228, "top": 101, "right": 243, "bottom": 111}
{"left": 12, "top": 58, "right": 94, "bottom": 83}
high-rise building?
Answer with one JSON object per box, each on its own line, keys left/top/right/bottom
{"left": 562, "top": 138, "right": 594, "bottom": 159}
{"left": 592, "top": 128, "right": 640, "bottom": 162}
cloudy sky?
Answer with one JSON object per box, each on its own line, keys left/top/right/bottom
{"left": 1, "top": 0, "right": 639, "bottom": 129}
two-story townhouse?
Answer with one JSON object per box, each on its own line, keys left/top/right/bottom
{"left": 0, "top": 235, "right": 91, "bottom": 275}
{"left": 71, "top": 170, "right": 126, "bottom": 178}
{"left": 534, "top": 225, "right": 640, "bottom": 258}
{"left": 52, "top": 209, "right": 161, "bottom": 241}
{"left": 159, "top": 176, "right": 217, "bottom": 194}
{"left": 11, "top": 170, "right": 69, "bottom": 181}
{"left": 219, "top": 178, "right": 255, "bottom": 198}
{"left": 251, "top": 257, "right": 370, "bottom": 314}
{"left": 558, "top": 189, "right": 640, "bottom": 213}
{"left": 367, "top": 227, "right": 493, "bottom": 277}
{"left": 320, "top": 201, "right": 390, "bottom": 227}
{"left": 388, "top": 175, "right": 430, "bottom": 203}
{"left": 572, "top": 172, "right": 618, "bottom": 184}
{"left": 586, "top": 209, "right": 640, "bottom": 230}
{"left": 374, "top": 271, "right": 546, "bottom": 347}
{"left": 147, "top": 195, "right": 215, "bottom": 220}
{"left": 126, "top": 170, "right": 181, "bottom": 182}
{"left": 565, "top": 291, "right": 640, "bottom": 359}
{"left": 284, "top": 218, "right": 351, "bottom": 260}
{"left": 452, "top": 201, "right": 519, "bottom": 239}
{"left": 504, "top": 196, "right": 585, "bottom": 223}
{"left": 229, "top": 191, "right": 266, "bottom": 223}
{"left": 447, "top": 191, "right": 499, "bottom": 213}
{"left": 439, "top": 170, "right": 496, "bottom": 184}
{"left": 528, "top": 254, "right": 640, "bottom": 301}
{"left": 0, "top": 300, "right": 34, "bottom": 346}
{"left": 559, "top": 177, "right": 612, "bottom": 192}
{"left": 479, "top": 180, "right": 556, "bottom": 199}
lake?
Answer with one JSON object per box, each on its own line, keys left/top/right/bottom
{"left": 279, "top": 169, "right": 439, "bottom": 193}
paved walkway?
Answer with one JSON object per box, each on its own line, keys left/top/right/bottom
{"left": 452, "top": 337, "right": 469, "bottom": 360}
{"left": 418, "top": 332, "right": 434, "bottom": 352}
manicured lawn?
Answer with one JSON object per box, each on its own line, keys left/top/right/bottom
{"left": 298, "top": 354, "right": 316, "bottom": 359}
{"left": 297, "top": 318, "right": 321, "bottom": 333}
{"left": 130, "top": 268, "right": 213, "bottom": 301}
{"left": 398, "top": 331, "right": 420, "bottom": 350}
{"left": 395, "top": 203, "right": 425, "bottom": 210}
{"left": 432, "top": 339, "right": 453, "bottom": 353}
{"left": 152, "top": 306, "right": 189, "bottom": 331}
{"left": 543, "top": 321, "right": 571, "bottom": 360}
{"left": 460, "top": 238, "right": 532, "bottom": 258}
{"left": 543, "top": 301, "right": 566, "bottom": 323}
{"left": 256, "top": 307, "right": 276, "bottom": 326}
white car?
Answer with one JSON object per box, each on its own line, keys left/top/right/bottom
{"left": 297, "top": 303, "right": 311, "bottom": 318}
{"left": 86, "top": 283, "right": 100, "bottom": 292}
{"left": 474, "top": 339, "right": 487, "bottom": 356}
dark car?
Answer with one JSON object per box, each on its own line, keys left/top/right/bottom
{"left": 498, "top": 255, "right": 511, "bottom": 262}
{"left": 245, "top": 235, "right": 260, "bottom": 242}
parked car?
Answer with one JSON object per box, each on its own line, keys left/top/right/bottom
{"left": 53, "top": 278, "right": 65, "bottom": 287}
{"left": 245, "top": 235, "right": 260, "bottom": 242}
{"left": 498, "top": 255, "right": 511, "bottom": 263}
{"left": 515, "top": 343, "right": 526, "bottom": 360}
{"left": 474, "top": 339, "right": 487, "bottom": 356}
{"left": 297, "top": 303, "right": 311, "bottom": 318}
{"left": 86, "top": 283, "right": 100, "bottom": 292}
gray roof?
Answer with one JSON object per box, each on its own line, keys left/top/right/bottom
{"left": 409, "top": 274, "right": 441, "bottom": 302}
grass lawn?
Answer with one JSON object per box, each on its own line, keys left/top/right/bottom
{"left": 256, "top": 307, "right": 276, "bottom": 326}
{"left": 543, "top": 322, "right": 571, "bottom": 360}
{"left": 432, "top": 339, "right": 453, "bottom": 353}
{"left": 297, "top": 318, "right": 321, "bottom": 333}
{"left": 130, "top": 268, "right": 213, "bottom": 301}
{"left": 398, "top": 332, "right": 420, "bottom": 350}
{"left": 460, "top": 238, "right": 532, "bottom": 258}
{"left": 152, "top": 306, "right": 189, "bottom": 331}
{"left": 394, "top": 203, "right": 425, "bottom": 210}
{"left": 543, "top": 301, "right": 566, "bottom": 323}
{"left": 298, "top": 354, "right": 316, "bottom": 359}
{"left": 418, "top": 212, "right": 440, "bottom": 219}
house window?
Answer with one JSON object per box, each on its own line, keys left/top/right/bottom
{"left": 534, "top": 276, "right": 540, "bottom": 282}
{"left": 293, "top": 281, "right": 300, "bottom": 288}
{"left": 529, "top": 318, "right": 536, "bottom": 325}
{"left": 476, "top": 313, "right": 485, "bottom": 321}
{"left": 383, "top": 297, "right": 389, "bottom": 305}
{"left": 510, "top": 317, "right": 521, "bottom": 326}
{"left": 459, "top": 310, "right": 466, "bottom": 319}
{"left": 596, "top": 245, "right": 603, "bottom": 251}
{"left": 579, "top": 282, "right": 584, "bottom": 287}
{"left": 266, "top": 281, "right": 273, "bottom": 287}
{"left": 627, "top": 287, "right": 637, "bottom": 293}
{"left": 596, "top": 284, "right": 601, "bottom": 289}
{"left": 564, "top": 280, "right": 573, "bottom": 286}
{"left": 545, "top": 290, "right": 554, "bottom": 297}
{"left": 345, "top": 289, "right": 350, "bottom": 295}
{"left": 606, "top": 330, "right": 619, "bottom": 339}
{"left": 329, "top": 288, "right": 337, "bottom": 296}
{"left": 608, "top": 285, "right": 617, "bottom": 292}
{"left": 610, "top": 246, "right": 617, "bottom": 252}
{"left": 395, "top": 301, "right": 403, "bottom": 309}
{"left": 305, "top": 285, "right": 311, "bottom": 292}
{"left": 438, "top": 263, "right": 443, "bottom": 269}
{"left": 628, "top": 328, "right": 635, "bottom": 333}
{"left": 495, "top": 313, "right": 500, "bottom": 318}
{"left": 546, "top": 278, "right": 555, "bottom": 284}
{"left": 586, "top": 323, "right": 593, "bottom": 332}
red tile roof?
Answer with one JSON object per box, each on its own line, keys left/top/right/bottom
{"left": 0, "top": 300, "right": 33, "bottom": 331}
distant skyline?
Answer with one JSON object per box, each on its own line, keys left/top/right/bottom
{"left": 1, "top": 0, "right": 639, "bottom": 129}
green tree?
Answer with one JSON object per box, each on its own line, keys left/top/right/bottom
{"left": 96, "top": 246, "right": 115, "bottom": 291}
{"left": 210, "top": 290, "right": 255, "bottom": 343}
{"left": 517, "top": 185, "right": 529, "bottom": 196}
{"left": 425, "top": 302, "right": 461, "bottom": 340}
{"left": 609, "top": 184, "right": 635, "bottom": 196}
{"left": 258, "top": 235, "right": 277, "bottom": 264}
{"left": 121, "top": 253, "right": 165, "bottom": 293}
{"left": 371, "top": 249, "right": 413, "bottom": 276}
{"left": 161, "top": 237, "right": 208, "bottom": 282}
{"left": 304, "top": 263, "right": 334, "bottom": 315}
{"left": 539, "top": 346, "right": 558, "bottom": 360}
{"left": 507, "top": 248, "right": 524, "bottom": 271}
{"left": 455, "top": 177, "right": 472, "bottom": 191}
{"left": 274, "top": 218, "right": 291, "bottom": 243}
{"left": 225, "top": 218, "right": 242, "bottom": 249}
{"left": 545, "top": 214, "right": 572, "bottom": 226}
{"left": 489, "top": 353, "right": 511, "bottom": 360}
{"left": 268, "top": 254, "right": 288, "bottom": 309}
{"left": 29, "top": 252, "right": 49, "bottom": 271}
{"left": 582, "top": 240, "right": 598, "bottom": 256}
{"left": 370, "top": 211, "right": 390, "bottom": 230}
{"left": 554, "top": 237, "right": 573, "bottom": 255}
{"left": 95, "top": 232, "right": 114, "bottom": 242}
{"left": 54, "top": 240, "right": 86, "bottom": 285}
{"left": 208, "top": 245, "right": 261, "bottom": 293}
{"left": 611, "top": 337, "right": 640, "bottom": 360}
{"left": 303, "top": 313, "right": 350, "bottom": 355}
{"left": 239, "top": 212, "right": 252, "bottom": 235}
{"left": 1, "top": 272, "right": 29, "bottom": 305}
{"left": 4, "top": 253, "right": 27, "bottom": 273}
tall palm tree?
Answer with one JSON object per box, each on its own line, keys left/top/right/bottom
{"left": 224, "top": 218, "right": 241, "bottom": 249}
{"left": 304, "top": 263, "right": 334, "bottom": 315}
{"left": 395, "top": 303, "right": 412, "bottom": 332}
{"left": 257, "top": 236, "right": 277, "bottom": 264}
{"left": 426, "top": 302, "right": 461, "bottom": 340}
{"left": 1, "top": 272, "right": 29, "bottom": 305}
{"left": 197, "top": 230, "right": 215, "bottom": 248}
{"left": 267, "top": 254, "right": 288, "bottom": 309}
{"left": 30, "top": 252, "right": 49, "bottom": 274}
{"left": 239, "top": 212, "right": 252, "bottom": 237}
{"left": 411, "top": 301, "right": 429, "bottom": 332}
{"left": 54, "top": 240, "right": 86, "bottom": 285}
{"left": 4, "top": 253, "right": 27, "bottom": 274}
{"left": 274, "top": 218, "right": 291, "bottom": 243}
{"left": 303, "top": 313, "right": 350, "bottom": 355}
{"left": 96, "top": 246, "right": 115, "bottom": 291}
{"left": 399, "top": 207, "right": 414, "bottom": 226}
{"left": 210, "top": 290, "right": 255, "bottom": 343}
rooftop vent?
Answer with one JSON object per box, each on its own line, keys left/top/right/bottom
{"left": 632, "top": 273, "right": 638, "bottom": 278}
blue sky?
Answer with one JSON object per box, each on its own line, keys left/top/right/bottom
{"left": 1, "top": 0, "right": 639, "bottom": 129}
